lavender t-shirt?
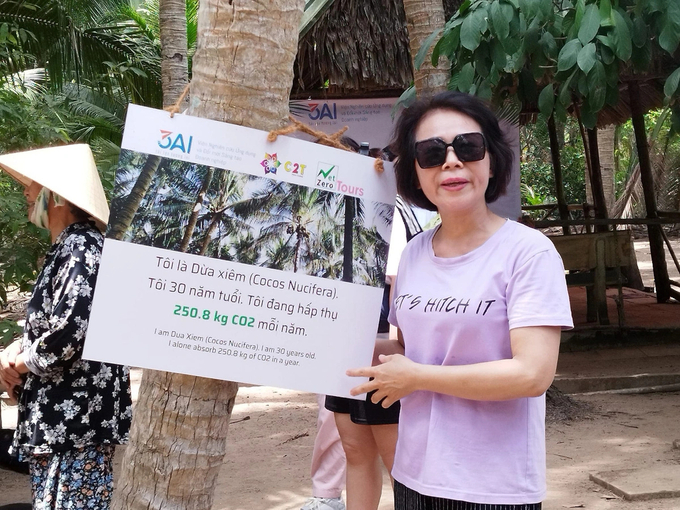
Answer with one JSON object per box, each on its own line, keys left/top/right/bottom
{"left": 388, "top": 220, "right": 573, "bottom": 504}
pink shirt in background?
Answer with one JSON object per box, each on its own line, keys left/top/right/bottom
{"left": 388, "top": 219, "right": 573, "bottom": 504}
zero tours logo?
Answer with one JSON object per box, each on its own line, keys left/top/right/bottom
{"left": 316, "top": 162, "right": 338, "bottom": 190}
{"left": 158, "top": 130, "right": 193, "bottom": 153}
{"left": 316, "top": 163, "right": 364, "bottom": 197}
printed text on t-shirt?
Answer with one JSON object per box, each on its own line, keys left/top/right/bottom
{"left": 394, "top": 294, "right": 496, "bottom": 315}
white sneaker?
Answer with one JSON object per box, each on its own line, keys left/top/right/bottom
{"left": 300, "top": 496, "right": 346, "bottom": 510}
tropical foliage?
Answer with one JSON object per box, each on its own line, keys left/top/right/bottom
{"left": 418, "top": 0, "right": 680, "bottom": 128}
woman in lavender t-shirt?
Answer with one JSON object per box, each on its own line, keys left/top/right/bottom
{"left": 348, "top": 92, "right": 573, "bottom": 510}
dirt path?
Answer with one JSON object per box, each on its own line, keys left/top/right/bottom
{"left": 3, "top": 383, "right": 680, "bottom": 510}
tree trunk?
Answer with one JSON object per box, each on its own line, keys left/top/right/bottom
{"left": 547, "top": 115, "right": 570, "bottom": 235}
{"left": 108, "top": 154, "right": 162, "bottom": 240}
{"left": 586, "top": 128, "right": 609, "bottom": 232}
{"left": 342, "top": 196, "right": 355, "bottom": 282}
{"left": 179, "top": 167, "right": 215, "bottom": 252}
{"left": 160, "top": 0, "right": 189, "bottom": 109}
{"left": 628, "top": 80, "right": 671, "bottom": 303}
{"left": 402, "top": 0, "right": 449, "bottom": 96}
{"left": 597, "top": 124, "right": 616, "bottom": 213}
{"left": 112, "top": 2, "right": 305, "bottom": 509}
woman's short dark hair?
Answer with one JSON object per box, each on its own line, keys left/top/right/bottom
{"left": 390, "top": 91, "right": 514, "bottom": 211}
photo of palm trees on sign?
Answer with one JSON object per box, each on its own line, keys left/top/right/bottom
{"left": 107, "top": 150, "right": 392, "bottom": 287}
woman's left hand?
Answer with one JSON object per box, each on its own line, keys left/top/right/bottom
{"left": 347, "top": 353, "right": 419, "bottom": 408}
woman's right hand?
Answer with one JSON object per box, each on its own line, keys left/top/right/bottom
{"left": 0, "top": 340, "right": 23, "bottom": 391}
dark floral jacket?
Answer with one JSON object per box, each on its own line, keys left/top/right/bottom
{"left": 10, "top": 222, "right": 132, "bottom": 459}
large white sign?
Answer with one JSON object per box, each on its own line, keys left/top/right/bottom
{"left": 83, "top": 105, "right": 397, "bottom": 398}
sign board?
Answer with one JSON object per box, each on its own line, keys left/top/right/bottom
{"left": 83, "top": 105, "right": 397, "bottom": 398}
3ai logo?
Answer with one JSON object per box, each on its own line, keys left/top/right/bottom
{"left": 316, "top": 162, "right": 338, "bottom": 190}
{"left": 158, "top": 130, "right": 193, "bottom": 153}
{"left": 308, "top": 103, "right": 337, "bottom": 121}
{"left": 261, "top": 153, "right": 281, "bottom": 175}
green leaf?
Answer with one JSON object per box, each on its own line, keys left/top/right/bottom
{"left": 474, "top": 42, "right": 491, "bottom": 77}
{"left": 518, "top": 0, "right": 537, "bottom": 19}
{"left": 557, "top": 39, "right": 582, "bottom": 72}
{"left": 575, "top": 0, "right": 586, "bottom": 27}
{"left": 558, "top": 70, "right": 577, "bottom": 107}
{"left": 492, "top": 40, "right": 509, "bottom": 69}
{"left": 477, "top": 79, "right": 493, "bottom": 100}
{"left": 588, "top": 61, "right": 606, "bottom": 111}
{"left": 490, "top": 1, "right": 511, "bottom": 40}
{"left": 540, "top": 31, "right": 558, "bottom": 59}
{"left": 610, "top": 9, "right": 632, "bottom": 61}
{"left": 580, "top": 100, "right": 598, "bottom": 129}
{"left": 578, "top": 4, "right": 601, "bottom": 44}
{"left": 577, "top": 42, "right": 597, "bottom": 73}
{"left": 659, "top": 21, "right": 680, "bottom": 54}
{"left": 664, "top": 67, "right": 680, "bottom": 98}
{"left": 538, "top": 84, "right": 555, "bottom": 118}
{"left": 600, "top": 43, "right": 615, "bottom": 65}
{"left": 432, "top": 26, "right": 460, "bottom": 64}
{"left": 506, "top": 0, "right": 520, "bottom": 8}
{"left": 523, "top": 16, "right": 541, "bottom": 53}
{"left": 562, "top": 10, "right": 576, "bottom": 37}
{"left": 459, "top": 0, "right": 472, "bottom": 15}
{"left": 668, "top": 0, "right": 680, "bottom": 28}
{"left": 458, "top": 62, "right": 475, "bottom": 92}
{"left": 538, "top": 0, "right": 552, "bottom": 19}
{"left": 631, "top": 16, "right": 648, "bottom": 48}
{"left": 461, "top": 10, "right": 485, "bottom": 51}
{"left": 599, "top": 0, "right": 613, "bottom": 26}
{"left": 414, "top": 28, "right": 443, "bottom": 70}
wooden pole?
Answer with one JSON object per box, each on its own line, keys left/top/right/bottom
{"left": 586, "top": 127, "right": 609, "bottom": 232}
{"left": 628, "top": 80, "right": 671, "bottom": 302}
{"left": 548, "top": 115, "right": 570, "bottom": 235}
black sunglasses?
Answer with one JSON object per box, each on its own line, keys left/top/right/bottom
{"left": 414, "top": 132, "right": 487, "bottom": 168}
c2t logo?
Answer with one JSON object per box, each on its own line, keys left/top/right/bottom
{"left": 308, "top": 103, "right": 337, "bottom": 121}
{"left": 158, "top": 130, "right": 193, "bottom": 153}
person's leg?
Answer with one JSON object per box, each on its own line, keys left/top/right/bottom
{"left": 28, "top": 444, "right": 114, "bottom": 510}
{"left": 335, "top": 413, "right": 382, "bottom": 510}
{"left": 370, "top": 423, "right": 398, "bottom": 474}
{"left": 310, "top": 395, "right": 346, "bottom": 499}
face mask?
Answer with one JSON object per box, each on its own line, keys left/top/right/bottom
{"left": 29, "top": 188, "right": 64, "bottom": 230}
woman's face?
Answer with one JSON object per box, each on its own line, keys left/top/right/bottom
{"left": 23, "top": 181, "right": 43, "bottom": 218}
{"left": 413, "top": 109, "right": 491, "bottom": 215}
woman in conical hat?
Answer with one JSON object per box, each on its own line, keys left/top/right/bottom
{"left": 0, "top": 145, "right": 131, "bottom": 509}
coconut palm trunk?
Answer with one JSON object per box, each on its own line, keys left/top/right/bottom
{"left": 180, "top": 167, "right": 215, "bottom": 252}
{"left": 160, "top": 0, "right": 189, "bottom": 108}
{"left": 402, "top": 0, "right": 449, "bottom": 95}
{"left": 108, "top": 154, "right": 162, "bottom": 240}
{"left": 111, "top": 2, "right": 305, "bottom": 509}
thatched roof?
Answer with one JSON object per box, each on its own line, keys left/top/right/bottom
{"left": 293, "top": 0, "right": 462, "bottom": 98}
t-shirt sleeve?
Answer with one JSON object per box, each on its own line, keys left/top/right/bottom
{"left": 506, "top": 248, "right": 574, "bottom": 330}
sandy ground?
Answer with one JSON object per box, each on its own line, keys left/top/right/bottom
{"left": 2, "top": 380, "right": 680, "bottom": 509}
{"left": 1, "top": 238, "right": 679, "bottom": 509}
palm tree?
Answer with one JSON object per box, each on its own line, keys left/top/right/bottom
{"left": 0, "top": 0, "right": 162, "bottom": 104}
{"left": 243, "top": 181, "right": 338, "bottom": 274}
{"left": 112, "top": 4, "right": 306, "bottom": 508}
{"left": 193, "top": 170, "right": 250, "bottom": 256}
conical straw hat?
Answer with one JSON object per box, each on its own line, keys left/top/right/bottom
{"left": 0, "top": 144, "right": 109, "bottom": 231}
